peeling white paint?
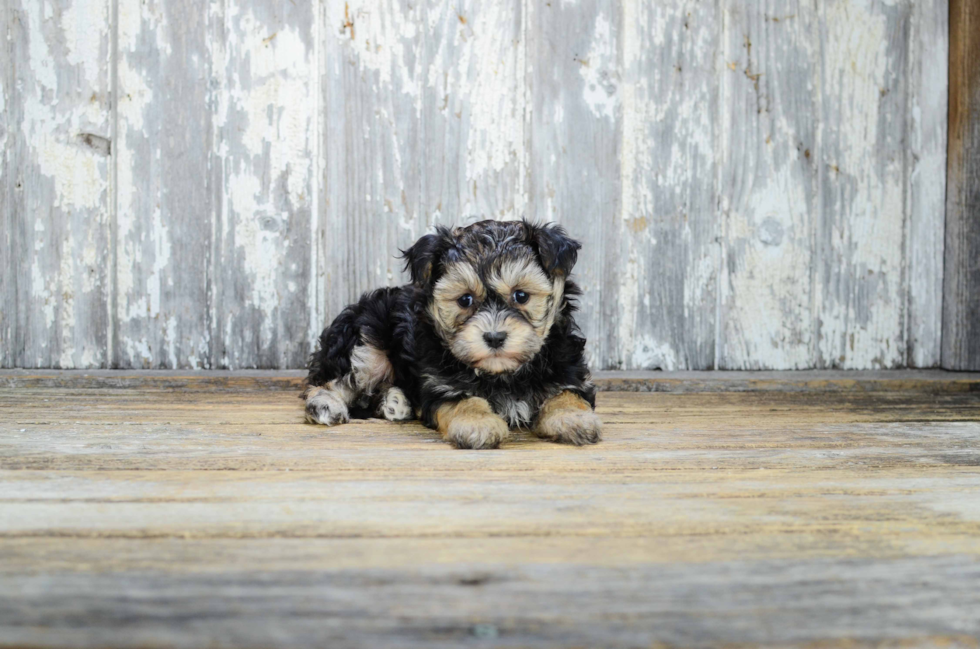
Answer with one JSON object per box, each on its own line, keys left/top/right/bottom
{"left": 817, "top": 0, "right": 905, "bottom": 369}
{"left": 14, "top": 0, "right": 111, "bottom": 368}
{"left": 3, "top": 0, "right": 949, "bottom": 371}
{"left": 24, "top": 98, "right": 105, "bottom": 211}
{"left": 216, "top": 3, "right": 316, "bottom": 367}
{"left": 344, "top": 1, "right": 419, "bottom": 97}
{"left": 578, "top": 12, "right": 619, "bottom": 121}
{"left": 61, "top": 0, "right": 108, "bottom": 85}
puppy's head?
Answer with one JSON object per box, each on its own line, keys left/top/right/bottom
{"left": 402, "top": 220, "right": 580, "bottom": 374}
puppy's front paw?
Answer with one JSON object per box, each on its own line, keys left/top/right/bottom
{"left": 305, "top": 388, "right": 350, "bottom": 426}
{"left": 447, "top": 415, "right": 509, "bottom": 449}
{"left": 381, "top": 387, "right": 413, "bottom": 421}
{"left": 535, "top": 391, "right": 602, "bottom": 445}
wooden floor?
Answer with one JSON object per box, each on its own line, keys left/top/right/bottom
{"left": 1, "top": 373, "right": 980, "bottom": 648}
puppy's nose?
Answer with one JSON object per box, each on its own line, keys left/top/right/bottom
{"left": 483, "top": 331, "right": 508, "bottom": 349}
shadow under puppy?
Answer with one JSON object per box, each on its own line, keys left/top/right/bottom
{"left": 303, "top": 220, "right": 601, "bottom": 449}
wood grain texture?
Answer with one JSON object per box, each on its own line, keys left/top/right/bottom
{"left": 816, "top": 0, "right": 914, "bottom": 370}
{"left": 6, "top": 0, "right": 112, "bottom": 368}
{"left": 320, "top": 0, "right": 425, "bottom": 325}
{"left": 527, "top": 0, "right": 622, "bottom": 369}
{"left": 1, "top": 384, "right": 979, "bottom": 646}
{"left": 906, "top": 0, "right": 949, "bottom": 368}
{"left": 943, "top": 0, "right": 980, "bottom": 370}
{"left": 421, "top": 0, "right": 526, "bottom": 223}
{"left": 210, "top": 0, "right": 317, "bottom": 369}
{"left": 718, "top": 0, "right": 819, "bottom": 370}
{"left": 0, "top": 0, "right": 11, "bottom": 368}
{"left": 113, "top": 0, "right": 212, "bottom": 369}
{"left": 3, "top": 368, "right": 980, "bottom": 392}
{"left": 618, "top": 0, "right": 719, "bottom": 371}
{"left": 0, "top": 0, "right": 956, "bottom": 371}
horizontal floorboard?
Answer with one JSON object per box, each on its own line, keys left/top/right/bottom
{"left": 2, "top": 369, "right": 980, "bottom": 393}
{"left": 1, "top": 378, "right": 978, "bottom": 647}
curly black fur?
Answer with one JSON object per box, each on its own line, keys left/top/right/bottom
{"left": 304, "top": 220, "right": 596, "bottom": 431}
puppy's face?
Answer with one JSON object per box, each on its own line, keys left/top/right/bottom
{"left": 404, "top": 221, "right": 580, "bottom": 375}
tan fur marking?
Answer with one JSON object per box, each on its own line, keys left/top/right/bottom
{"left": 350, "top": 344, "right": 393, "bottom": 394}
{"left": 534, "top": 391, "right": 601, "bottom": 446}
{"left": 429, "top": 262, "right": 486, "bottom": 340}
{"left": 487, "top": 259, "right": 564, "bottom": 335}
{"left": 433, "top": 262, "right": 485, "bottom": 301}
{"left": 436, "top": 397, "right": 510, "bottom": 449}
{"left": 539, "top": 391, "right": 592, "bottom": 417}
{"left": 488, "top": 258, "right": 552, "bottom": 298}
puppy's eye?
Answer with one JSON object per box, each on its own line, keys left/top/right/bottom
{"left": 512, "top": 290, "right": 529, "bottom": 305}
{"left": 457, "top": 294, "right": 474, "bottom": 308}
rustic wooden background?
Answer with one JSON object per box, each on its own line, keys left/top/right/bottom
{"left": 0, "top": 0, "right": 966, "bottom": 371}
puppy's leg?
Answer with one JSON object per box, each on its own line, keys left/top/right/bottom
{"left": 435, "top": 397, "right": 510, "bottom": 449}
{"left": 380, "top": 386, "right": 413, "bottom": 421}
{"left": 307, "top": 340, "right": 407, "bottom": 426}
{"left": 533, "top": 391, "right": 602, "bottom": 445}
{"left": 304, "top": 380, "right": 355, "bottom": 425}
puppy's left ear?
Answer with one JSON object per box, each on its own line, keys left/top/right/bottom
{"left": 527, "top": 221, "right": 581, "bottom": 278}
{"left": 400, "top": 227, "right": 453, "bottom": 289}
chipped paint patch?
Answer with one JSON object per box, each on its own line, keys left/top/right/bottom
{"left": 578, "top": 12, "right": 619, "bottom": 121}
{"left": 2, "top": 0, "right": 948, "bottom": 371}
{"left": 215, "top": 3, "right": 315, "bottom": 368}
{"left": 816, "top": 0, "right": 907, "bottom": 369}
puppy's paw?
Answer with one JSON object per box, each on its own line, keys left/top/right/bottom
{"left": 305, "top": 388, "right": 350, "bottom": 426}
{"left": 381, "top": 387, "right": 413, "bottom": 421}
{"left": 446, "top": 415, "right": 510, "bottom": 450}
{"left": 535, "top": 408, "right": 602, "bottom": 446}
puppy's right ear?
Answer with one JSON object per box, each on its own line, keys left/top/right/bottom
{"left": 400, "top": 227, "right": 453, "bottom": 289}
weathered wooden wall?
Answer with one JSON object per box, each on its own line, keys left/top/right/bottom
{"left": 0, "top": 0, "right": 952, "bottom": 370}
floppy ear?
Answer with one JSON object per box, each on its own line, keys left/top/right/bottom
{"left": 400, "top": 227, "right": 453, "bottom": 289}
{"left": 527, "top": 221, "right": 581, "bottom": 278}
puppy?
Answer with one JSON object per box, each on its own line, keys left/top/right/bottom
{"left": 303, "top": 220, "right": 601, "bottom": 449}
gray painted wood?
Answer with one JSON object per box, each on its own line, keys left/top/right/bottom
{"left": 617, "top": 0, "right": 720, "bottom": 372}
{"left": 942, "top": 0, "right": 980, "bottom": 370}
{"left": 0, "top": 0, "right": 956, "bottom": 370}
{"left": 421, "top": 0, "right": 526, "bottom": 224}
{"left": 907, "top": 0, "right": 949, "bottom": 368}
{"left": 320, "top": 0, "right": 425, "bottom": 327}
{"left": 6, "top": 0, "right": 112, "bottom": 369}
{"left": 815, "top": 0, "right": 914, "bottom": 369}
{"left": 210, "top": 0, "right": 317, "bottom": 369}
{"left": 717, "top": 0, "right": 819, "bottom": 370}
{"left": 0, "top": 0, "right": 11, "bottom": 368}
{"left": 113, "top": 0, "right": 212, "bottom": 369}
{"left": 527, "top": 0, "right": 622, "bottom": 369}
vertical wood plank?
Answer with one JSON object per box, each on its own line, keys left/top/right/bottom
{"left": 618, "top": 0, "right": 719, "bottom": 370}
{"left": 211, "top": 0, "right": 317, "bottom": 369}
{"left": 113, "top": 0, "right": 212, "bottom": 369}
{"left": 421, "top": 0, "right": 525, "bottom": 223}
{"left": 717, "top": 1, "right": 819, "bottom": 369}
{"left": 905, "top": 0, "right": 948, "bottom": 368}
{"left": 943, "top": 0, "right": 980, "bottom": 370}
{"left": 814, "top": 0, "right": 912, "bottom": 369}
{"left": 526, "top": 0, "right": 621, "bottom": 369}
{"left": 6, "top": 0, "right": 112, "bottom": 368}
{"left": 320, "top": 0, "right": 423, "bottom": 324}
{"left": 0, "top": 0, "right": 11, "bottom": 366}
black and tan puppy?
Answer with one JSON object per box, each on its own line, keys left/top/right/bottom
{"left": 303, "top": 220, "right": 600, "bottom": 449}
